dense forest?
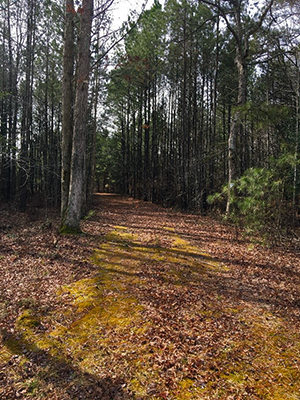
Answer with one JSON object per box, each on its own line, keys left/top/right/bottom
{"left": 2, "top": 2, "right": 300, "bottom": 397}
{"left": 0, "top": 0, "right": 299, "bottom": 235}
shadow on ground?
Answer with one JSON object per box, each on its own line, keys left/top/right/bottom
{"left": 1, "top": 328, "right": 133, "bottom": 399}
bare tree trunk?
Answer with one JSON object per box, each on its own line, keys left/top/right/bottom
{"left": 61, "top": 0, "right": 75, "bottom": 219}
{"left": 226, "top": 54, "right": 247, "bottom": 214}
{"left": 224, "top": 0, "right": 274, "bottom": 214}
{"left": 292, "top": 51, "right": 299, "bottom": 225}
{"left": 62, "top": 0, "right": 93, "bottom": 232}
{"left": 201, "top": 0, "right": 274, "bottom": 214}
{"left": 19, "top": 0, "right": 36, "bottom": 212}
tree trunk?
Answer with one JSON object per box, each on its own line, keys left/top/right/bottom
{"left": 61, "top": 0, "right": 75, "bottom": 218}
{"left": 61, "top": 0, "right": 93, "bottom": 232}
{"left": 19, "top": 0, "right": 36, "bottom": 212}
{"left": 224, "top": 0, "right": 274, "bottom": 213}
{"left": 292, "top": 51, "right": 299, "bottom": 225}
{"left": 226, "top": 52, "right": 247, "bottom": 214}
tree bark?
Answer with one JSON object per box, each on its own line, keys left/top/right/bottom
{"left": 61, "top": 0, "right": 93, "bottom": 232}
{"left": 19, "top": 0, "right": 36, "bottom": 212}
{"left": 226, "top": 53, "right": 247, "bottom": 213}
{"left": 61, "top": 0, "right": 75, "bottom": 219}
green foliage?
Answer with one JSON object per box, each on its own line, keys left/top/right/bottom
{"left": 94, "top": 130, "right": 121, "bottom": 192}
{"left": 208, "top": 153, "right": 299, "bottom": 238}
{"left": 0, "top": 91, "right": 11, "bottom": 99}
{"left": 83, "top": 210, "right": 95, "bottom": 220}
{"left": 233, "top": 167, "right": 284, "bottom": 235}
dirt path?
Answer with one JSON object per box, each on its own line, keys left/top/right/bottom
{"left": 0, "top": 194, "right": 300, "bottom": 399}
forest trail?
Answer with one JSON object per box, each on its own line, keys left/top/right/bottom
{"left": 0, "top": 193, "right": 300, "bottom": 399}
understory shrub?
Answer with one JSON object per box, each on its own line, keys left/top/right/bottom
{"left": 208, "top": 155, "right": 298, "bottom": 240}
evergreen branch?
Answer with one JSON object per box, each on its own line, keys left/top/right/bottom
{"left": 173, "top": 14, "right": 218, "bottom": 45}
{"left": 91, "top": 0, "right": 148, "bottom": 71}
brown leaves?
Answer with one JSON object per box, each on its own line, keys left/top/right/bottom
{"left": 1, "top": 195, "right": 300, "bottom": 398}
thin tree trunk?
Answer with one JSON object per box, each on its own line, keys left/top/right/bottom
{"left": 226, "top": 53, "right": 247, "bottom": 214}
{"left": 293, "top": 53, "right": 299, "bottom": 225}
{"left": 143, "top": 85, "right": 150, "bottom": 201}
{"left": 19, "top": 0, "right": 36, "bottom": 212}
{"left": 88, "top": 70, "right": 99, "bottom": 200}
{"left": 7, "top": 0, "right": 16, "bottom": 200}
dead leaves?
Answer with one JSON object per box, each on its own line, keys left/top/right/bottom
{"left": 1, "top": 195, "right": 300, "bottom": 398}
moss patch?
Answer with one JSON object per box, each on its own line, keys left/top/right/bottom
{"left": 59, "top": 225, "right": 82, "bottom": 235}
{"left": 16, "top": 309, "right": 40, "bottom": 330}
{"left": 4, "top": 225, "right": 300, "bottom": 399}
{"left": 0, "top": 345, "right": 15, "bottom": 364}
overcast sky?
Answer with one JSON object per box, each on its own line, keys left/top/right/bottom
{"left": 111, "top": 0, "right": 155, "bottom": 30}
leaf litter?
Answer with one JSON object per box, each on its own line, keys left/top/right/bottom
{"left": 0, "top": 193, "right": 300, "bottom": 399}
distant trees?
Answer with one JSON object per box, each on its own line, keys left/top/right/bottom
{"left": 104, "top": 0, "right": 300, "bottom": 227}
{"left": 0, "top": 0, "right": 20, "bottom": 203}
{"left": 201, "top": 0, "right": 275, "bottom": 212}
{"left": 19, "top": 0, "right": 37, "bottom": 212}
{"left": 107, "top": 0, "right": 231, "bottom": 208}
{"left": 0, "top": 0, "right": 299, "bottom": 232}
{"left": 108, "top": 0, "right": 220, "bottom": 210}
{"left": 0, "top": 0, "right": 63, "bottom": 211}
{"left": 0, "top": 0, "right": 112, "bottom": 228}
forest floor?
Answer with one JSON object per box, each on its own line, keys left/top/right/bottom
{"left": 0, "top": 193, "right": 300, "bottom": 399}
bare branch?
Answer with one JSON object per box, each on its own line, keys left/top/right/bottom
{"left": 91, "top": 0, "right": 148, "bottom": 71}
{"left": 93, "top": 0, "right": 115, "bottom": 19}
{"left": 247, "top": 0, "right": 275, "bottom": 38}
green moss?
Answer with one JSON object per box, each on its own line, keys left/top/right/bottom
{"left": 129, "top": 377, "right": 148, "bottom": 396}
{"left": 212, "top": 309, "right": 300, "bottom": 400}
{"left": 17, "top": 297, "right": 37, "bottom": 309}
{"left": 62, "top": 277, "right": 102, "bottom": 312}
{"left": 112, "top": 225, "right": 128, "bottom": 230}
{"left": 163, "top": 226, "right": 175, "bottom": 231}
{"left": 178, "top": 378, "right": 194, "bottom": 389}
{"left": 105, "top": 230, "right": 137, "bottom": 244}
{"left": 42, "top": 250, "right": 147, "bottom": 367}
{"left": 60, "top": 225, "right": 82, "bottom": 235}
{"left": 83, "top": 210, "right": 95, "bottom": 220}
{"left": 0, "top": 345, "right": 15, "bottom": 363}
{"left": 16, "top": 309, "right": 40, "bottom": 330}
{"left": 175, "top": 378, "right": 206, "bottom": 399}
{"left": 223, "top": 370, "right": 247, "bottom": 384}
{"left": 8, "top": 224, "right": 300, "bottom": 400}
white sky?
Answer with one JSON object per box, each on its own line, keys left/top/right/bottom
{"left": 110, "top": 0, "right": 275, "bottom": 30}
{"left": 111, "top": 0, "right": 155, "bottom": 30}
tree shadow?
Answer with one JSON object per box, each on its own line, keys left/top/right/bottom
{"left": 93, "top": 231, "right": 300, "bottom": 324}
{"left": 92, "top": 194, "right": 300, "bottom": 321}
{"left": 1, "top": 329, "right": 134, "bottom": 399}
